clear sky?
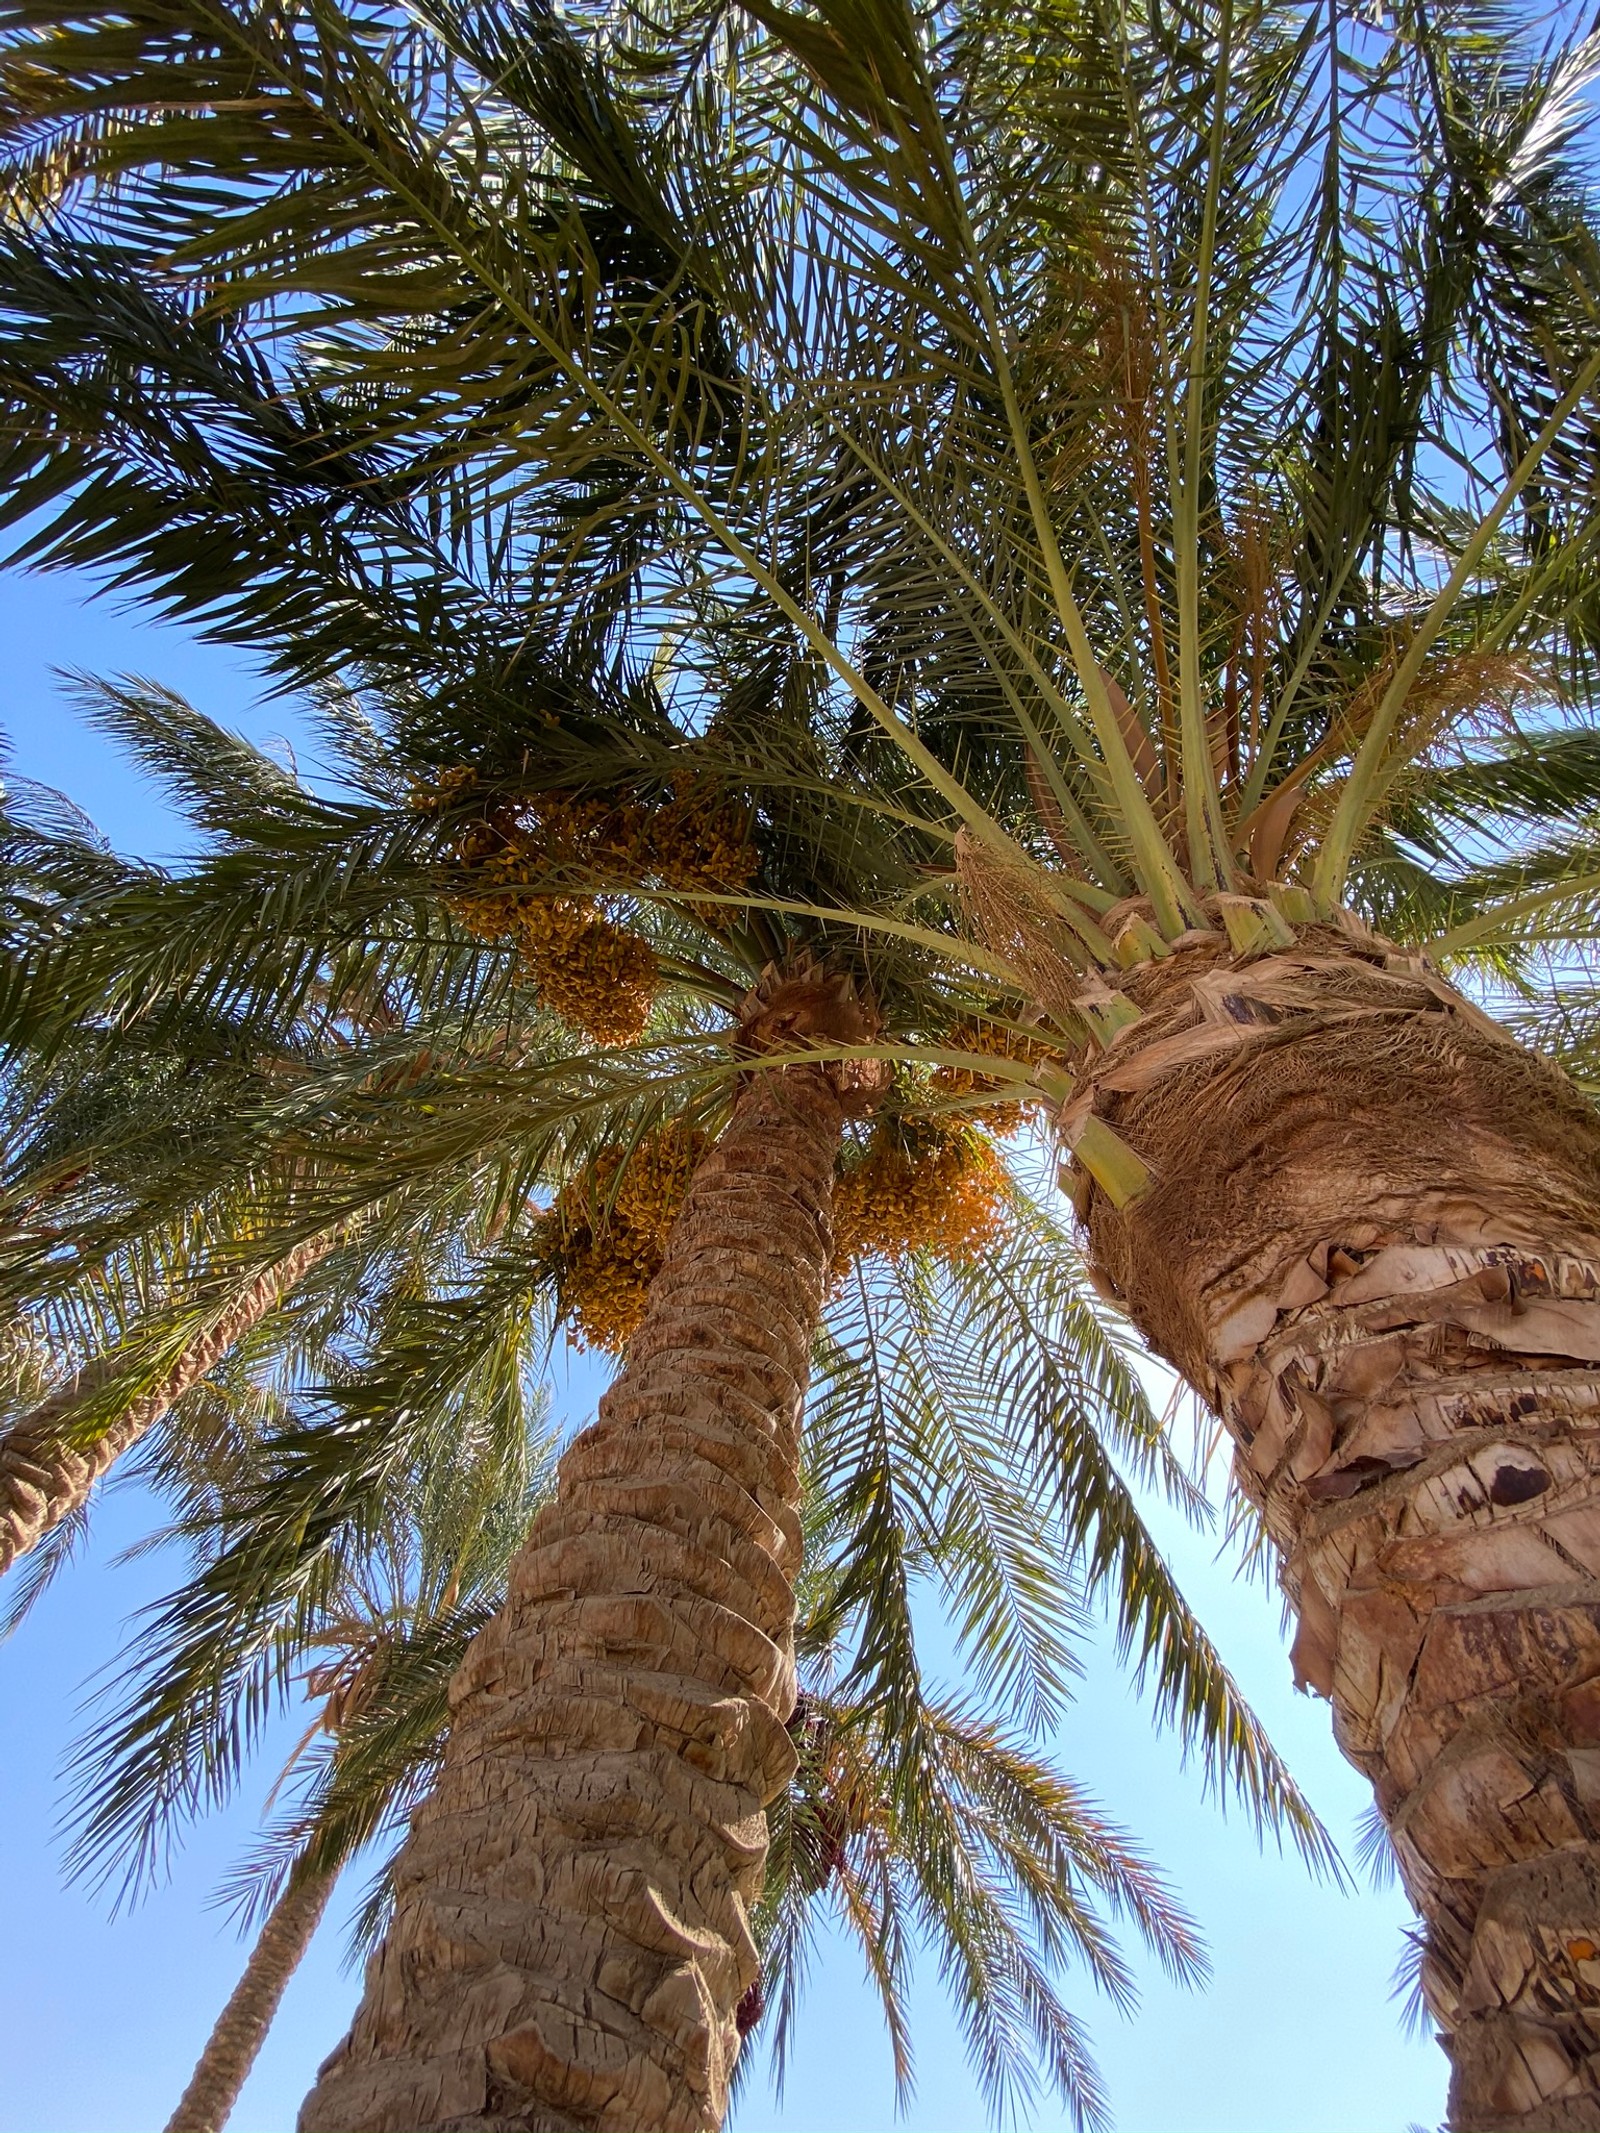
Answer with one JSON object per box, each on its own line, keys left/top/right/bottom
{"left": 0, "top": 560, "right": 1448, "bottom": 2133}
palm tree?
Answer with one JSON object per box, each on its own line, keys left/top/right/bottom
{"left": 158, "top": 1372, "right": 561, "bottom": 2133}
{"left": 73, "top": 1238, "right": 1205, "bottom": 2133}
{"left": 0, "top": 1228, "right": 338, "bottom": 1580}
{"left": 3, "top": 689, "right": 1306, "bottom": 2127}
{"left": 167, "top": 1863, "right": 334, "bottom": 2133}
{"left": 13, "top": 3, "right": 1600, "bottom": 2117}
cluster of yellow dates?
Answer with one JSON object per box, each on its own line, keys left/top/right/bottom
{"left": 421, "top": 772, "right": 757, "bottom": 1044}
{"left": 930, "top": 1018, "right": 1061, "bottom": 1134}
{"left": 405, "top": 758, "right": 1051, "bottom": 1349}
{"left": 543, "top": 1114, "right": 1010, "bottom": 1356}
{"left": 831, "top": 1118, "right": 1009, "bottom": 1270}
{"left": 543, "top": 1122, "right": 711, "bottom": 1354}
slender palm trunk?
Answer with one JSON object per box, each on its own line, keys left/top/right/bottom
{"left": 299, "top": 1062, "right": 844, "bottom": 2133}
{"left": 0, "top": 1233, "right": 334, "bottom": 1577}
{"left": 1070, "top": 913, "right": 1600, "bottom": 2131}
{"left": 165, "top": 1862, "right": 339, "bottom": 2133}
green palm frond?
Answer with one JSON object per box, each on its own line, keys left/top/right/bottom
{"left": 61, "top": 1242, "right": 555, "bottom": 1901}
{"left": 808, "top": 1180, "right": 1335, "bottom": 1870}
{"left": 7, "top": 0, "right": 1599, "bottom": 919}
{"left": 753, "top": 1532, "right": 1209, "bottom": 2129}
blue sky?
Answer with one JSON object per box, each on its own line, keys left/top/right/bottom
{"left": 0, "top": 559, "right": 1448, "bottom": 2133}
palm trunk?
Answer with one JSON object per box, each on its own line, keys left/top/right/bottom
{"left": 0, "top": 1233, "right": 334, "bottom": 1577}
{"left": 165, "top": 1862, "right": 339, "bottom": 2133}
{"left": 1069, "top": 913, "right": 1600, "bottom": 2131}
{"left": 299, "top": 1062, "right": 844, "bottom": 2133}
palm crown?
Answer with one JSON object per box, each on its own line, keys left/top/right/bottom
{"left": 3, "top": 0, "right": 1598, "bottom": 983}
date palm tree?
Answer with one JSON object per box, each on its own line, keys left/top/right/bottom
{"left": 156, "top": 1374, "right": 561, "bottom": 2133}
{"left": 67, "top": 1277, "right": 1202, "bottom": 2133}
{"left": 2, "top": 684, "right": 1307, "bottom": 2127}
{"left": 10, "top": 1, "right": 1600, "bottom": 2120}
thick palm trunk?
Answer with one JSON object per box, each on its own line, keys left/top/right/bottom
{"left": 299, "top": 1062, "right": 844, "bottom": 2133}
{"left": 165, "top": 1862, "right": 339, "bottom": 2133}
{"left": 1069, "top": 913, "right": 1600, "bottom": 2132}
{"left": 0, "top": 1233, "right": 333, "bottom": 1577}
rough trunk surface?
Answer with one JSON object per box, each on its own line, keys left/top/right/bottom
{"left": 298, "top": 1065, "right": 842, "bottom": 2133}
{"left": 1072, "top": 913, "right": 1600, "bottom": 2132}
{"left": 165, "top": 1863, "right": 338, "bottom": 2133}
{"left": 0, "top": 1234, "right": 333, "bottom": 1578}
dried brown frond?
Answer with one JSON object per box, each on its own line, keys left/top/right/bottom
{"left": 1282, "top": 647, "right": 1536, "bottom": 871}
{"left": 1216, "top": 495, "right": 1296, "bottom": 788}
{"left": 953, "top": 829, "right": 1084, "bottom": 1026}
{"left": 1034, "top": 240, "right": 1164, "bottom": 477}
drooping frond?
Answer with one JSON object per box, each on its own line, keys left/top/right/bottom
{"left": 807, "top": 1177, "right": 1333, "bottom": 1869}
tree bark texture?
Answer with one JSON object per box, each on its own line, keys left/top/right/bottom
{"left": 0, "top": 1234, "right": 333, "bottom": 1578}
{"left": 1070, "top": 913, "right": 1600, "bottom": 2131}
{"left": 165, "top": 1863, "right": 339, "bottom": 2133}
{"left": 298, "top": 1064, "right": 843, "bottom": 2133}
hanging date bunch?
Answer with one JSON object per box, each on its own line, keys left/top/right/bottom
{"left": 831, "top": 1114, "right": 1010, "bottom": 1272}
{"left": 437, "top": 787, "right": 657, "bottom": 1044}
{"left": 931, "top": 1015, "right": 1064, "bottom": 1134}
{"left": 537, "top": 1120, "right": 710, "bottom": 1354}
{"left": 644, "top": 769, "right": 760, "bottom": 925}
{"left": 540, "top": 1106, "right": 1008, "bottom": 1356}
{"left": 418, "top": 767, "right": 758, "bottom": 1044}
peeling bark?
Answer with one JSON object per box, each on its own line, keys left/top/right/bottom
{"left": 298, "top": 1062, "right": 844, "bottom": 2133}
{"left": 0, "top": 1233, "right": 335, "bottom": 1578}
{"left": 1070, "top": 913, "right": 1600, "bottom": 2132}
{"left": 165, "top": 1863, "right": 338, "bottom": 2133}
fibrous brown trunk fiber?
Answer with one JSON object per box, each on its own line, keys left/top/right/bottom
{"left": 1070, "top": 913, "right": 1600, "bottom": 2132}
{"left": 0, "top": 1233, "right": 334, "bottom": 1579}
{"left": 165, "top": 1862, "right": 338, "bottom": 2133}
{"left": 298, "top": 1063, "right": 844, "bottom": 2133}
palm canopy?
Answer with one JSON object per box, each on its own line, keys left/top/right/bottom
{"left": 3, "top": 0, "right": 1600, "bottom": 1000}
{"left": 0, "top": 669, "right": 1333, "bottom": 1863}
